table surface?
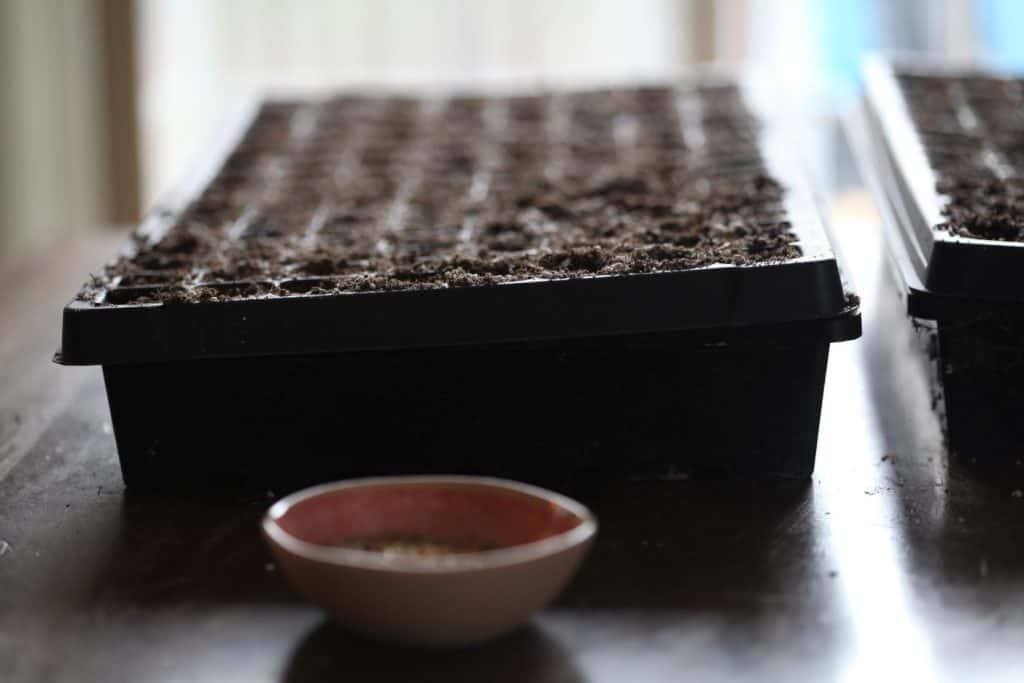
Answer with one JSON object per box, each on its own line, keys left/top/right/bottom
{"left": 2, "top": 192, "right": 1024, "bottom": 683}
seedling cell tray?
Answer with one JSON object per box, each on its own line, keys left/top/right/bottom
{"left": 859, "top": 57, "right": 1024, "bottom": 464}
{"left": 59, "top": 79, "right": 860, "bottom": 489}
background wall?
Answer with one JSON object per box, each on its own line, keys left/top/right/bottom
{"left": 0, "top": 0, "right": 138, "bottom": 260}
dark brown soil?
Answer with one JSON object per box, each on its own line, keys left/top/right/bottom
{"left": 898, "top": 72, "right": 1024, "bottom": 242}
{"left": 83, "top": 84, "right": 801, "bottom": 305}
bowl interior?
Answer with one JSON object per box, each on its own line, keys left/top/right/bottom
{"left": 273, "top": 480, "right": 585, "bottom": 551}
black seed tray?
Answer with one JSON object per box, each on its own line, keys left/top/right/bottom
{"left": 857, "top": 57, "right": 1024, "bottom": 465}
{"left": 59, "top": 78, "right": 860, "bottom": 489}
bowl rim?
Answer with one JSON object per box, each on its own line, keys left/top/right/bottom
{"left": 262, "top": 475, "right": 598, "bottom": 574}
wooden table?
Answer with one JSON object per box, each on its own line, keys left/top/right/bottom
{"left": 2, "top": 196, "right": 1024, "bottom": 682}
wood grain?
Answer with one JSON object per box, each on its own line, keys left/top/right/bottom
{"left": 2, "top": 214, "right": 1024, "bottom": 682}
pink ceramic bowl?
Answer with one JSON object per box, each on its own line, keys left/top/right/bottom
{"left": 262, "top": 475, "right": 597, "bottom": 646}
